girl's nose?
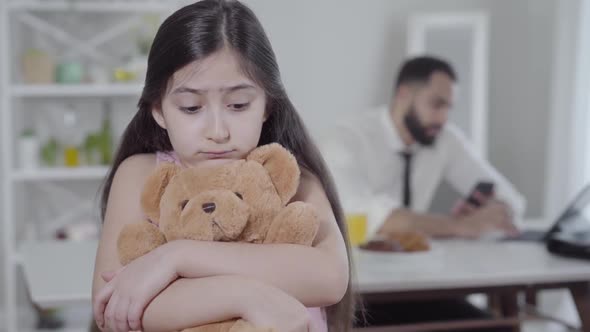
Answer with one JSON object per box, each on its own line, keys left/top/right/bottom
{"left": 204, "top": 110, "right": 229, "bottom": 143}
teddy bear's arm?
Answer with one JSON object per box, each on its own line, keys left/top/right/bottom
{"left": 264, "top": 202, "right": 320, "bottom": 246}
{"left": 181, "top": 319, "right": 275, "bottom": 332}
{"left": 117, "top": 221, "right": 167, "bottom": 265}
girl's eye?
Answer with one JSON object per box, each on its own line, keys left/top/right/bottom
{"left": 180, "top": 106, "right": 202, "bottom": 114}
{"left": 229, "top": 103, "right": 250, "bottom": 111}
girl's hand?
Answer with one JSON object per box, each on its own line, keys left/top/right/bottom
{"left": 93, "top": 244, "right": 178, "bottom": 332}
{"left": 243, "top": 283, "right": 311, "bottom": 332}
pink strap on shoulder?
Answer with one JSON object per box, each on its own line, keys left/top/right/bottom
{"left": 156, "top": 151, "right": 182, "bottom": 166}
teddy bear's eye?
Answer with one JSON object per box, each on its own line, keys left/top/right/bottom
{"left": 234, "top": 192, "right": 243, "bottom": 200}
{"left": 179, "top": 200, "right": 189, "bottom": 210}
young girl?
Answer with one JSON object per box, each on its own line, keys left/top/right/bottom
{"left": 91, "top": 1, "right": 354, "bottom": 331}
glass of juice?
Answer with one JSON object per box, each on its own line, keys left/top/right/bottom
{"left": 346, "top": 213, "right": 367, "bottom": 246}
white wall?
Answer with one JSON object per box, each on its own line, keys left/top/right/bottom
{"left": 545, "top": 0, "right": 590, "bottom": 220}
{"left": 487, "top": 0, "right": 557, "bottom": 218}
{"left": 246, "top": 0, "right": 490, "bottom": 134}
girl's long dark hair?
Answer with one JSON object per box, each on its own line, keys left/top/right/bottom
{"left": 100, "top": 0, "right": 355, "bottom": 329}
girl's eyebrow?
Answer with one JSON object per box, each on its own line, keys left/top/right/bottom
{"left": 172, "top": 84, "right": 257, "bottom": 95}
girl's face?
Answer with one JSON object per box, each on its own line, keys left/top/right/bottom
{"left": 153, "top": 48, "right": 267, "bottom": 168}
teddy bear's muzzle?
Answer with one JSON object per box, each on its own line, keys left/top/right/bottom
{"left": 178, "top": 190, "right": 250, "bottom": 242}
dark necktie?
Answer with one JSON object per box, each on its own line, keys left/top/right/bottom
{"left": 400, "top": 151, "right": 413, "bottom": 208}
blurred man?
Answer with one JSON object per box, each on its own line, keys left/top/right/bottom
{"left": 322, "top": 56, "right": 525, "bottom": 240}
{"left": 321, "top": 56, "right": 526, "bottom": 329}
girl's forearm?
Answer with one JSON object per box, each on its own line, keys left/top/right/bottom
{"left": 142, "top": 275, "right": 258, "bottom": 332}
{"left": 165, "top": 240, "right": 349, "bottom": 307}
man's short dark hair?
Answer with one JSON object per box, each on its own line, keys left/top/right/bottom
{"left": 395, "top": 56, "right": 457, "bottom": 89}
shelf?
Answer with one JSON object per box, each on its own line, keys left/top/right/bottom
{"left": 11, "top": 83, "right": 143, "bottom": 97}
{"left": 18, "top": 240, "right": 98, "bottom": 309}
{"left": 12, "top": 166, "right": 110, "bottom": 181}
{"left": 8, "top": 0, "right": 177, "bottom": 12}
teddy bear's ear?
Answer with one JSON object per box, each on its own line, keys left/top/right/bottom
{"left": 247, "top": 143, "right": 300, "bottom": 205}
{"left": 140, "top": 163, "right": 181, "bottom": 224}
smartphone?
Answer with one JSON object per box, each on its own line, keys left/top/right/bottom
{"left": 466, "top": 181, "right": 495, "bottom": 207}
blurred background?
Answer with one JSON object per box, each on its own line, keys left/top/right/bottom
{"left": 0, "top": 0, "right": 589, "bottom": 330}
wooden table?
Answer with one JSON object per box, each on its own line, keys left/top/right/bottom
{"left": 353, "top": 240, "right": 590, "bottom": 331}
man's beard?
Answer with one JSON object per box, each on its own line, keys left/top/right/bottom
{"left": 403, "top": 106, "right": 441, "bottom": 146}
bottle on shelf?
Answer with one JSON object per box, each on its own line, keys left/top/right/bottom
{"left": 40, "top": 137, "right": 59, "bottom": 167}
{"left": 99, "top": 102, "right": 113, "bottom": 165}
{"left": 83, "top": 101, "right": 113, "bottom": 166}
{"left": 61, "top": 106, "right": 83, "bottom": 168}
{"left": 18, "top": 128, "right": 40, "bottom": 169}
{"left": 21, "top": 49, "right": 55, "bottom": 84}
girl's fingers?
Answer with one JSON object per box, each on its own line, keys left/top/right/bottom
{"left": 128, "top": 299, "right": 145, "bottom": 331}
{"left": 105, "top": 293, "right": 119, "bottom": 332}
{"left": 114, "top": 296, "right": 131, "bottom": 332}
{"left": 93, "top": 282, "right": 114, "bottom": 328}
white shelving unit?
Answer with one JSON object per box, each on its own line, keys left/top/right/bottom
{"left": 11, "top": 83, "right": 144, "bottom": 98}
{"left": 9, "top": 0, "right": 179, "bottom": 12}
{"left": 12, "top": 166, "right": 110, "bottom": 182}
{"left": 0, "top": 1, "right": 183, "bottom": 330}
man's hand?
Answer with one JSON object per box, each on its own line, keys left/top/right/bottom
{"left": 452, "top": 191, "right": 490, "bottom": 218}
{"left": 454, "top": 200, "right": 519, "bottom": 238}
{"left": 375, "top": 194, "right": 519, "bottom": 240}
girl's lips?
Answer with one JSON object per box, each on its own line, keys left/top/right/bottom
{"left": 201, "top": 150, "right": 235, "bottom": 159}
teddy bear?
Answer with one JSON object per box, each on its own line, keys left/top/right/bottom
{"left": 116, "top": 143, "right": 320, "bottom": 332}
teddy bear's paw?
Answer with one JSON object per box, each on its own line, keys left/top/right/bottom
{"left": 117, "top": 222, "right": 167, "bottom": 265}
{"left": 264, "top": 201, "right": 319, "bottom": 246}
{"left": 229, "top": 319, "right": 275, "bottom": 332}
{"left": 181, "top": 320, "right": 240, "bottom": 332}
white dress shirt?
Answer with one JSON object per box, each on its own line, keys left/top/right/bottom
{"left": 318, "top": 105, "right": 526, "bottom": 237}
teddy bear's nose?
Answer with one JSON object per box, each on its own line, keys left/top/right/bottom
{"left": 202, "top": 202, "right": 216, "bottom": 214}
